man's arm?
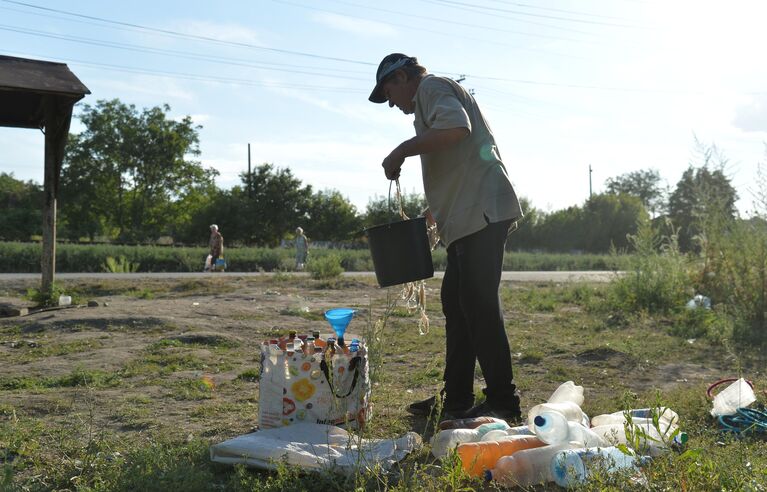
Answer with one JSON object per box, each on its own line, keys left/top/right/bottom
{"left": 382, "top": 127, "right": 469, "bottom": 180}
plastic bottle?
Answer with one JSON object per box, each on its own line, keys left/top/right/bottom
{"left": 711, "top": 378, "right": 756, "bottom": 416}
{"left": 312, "top": 330, "right": 326, "bottom": 348}
{"left": 305, "top": 336, "right": 316, "bottom": 356}
{"left": 591, "top": 415, "right": 679, "bottom": 430}
{"left": 591, "top": 407, "right": 679, "bottom": 427}
{"left": 547, "top": 381, "right": 585, "bottom": 406}
{"left": 439, "top": 416, "right": 506, "bottom": 430}
{"left": 431, "top": 421, "right": 510, "bottom": 457}
{"left": 527, "top": 401, "right": 585, "bottom": 429}
{"left": 551, "top": 446, "right": 637, "bottom": 488}
{"left": 457, "top": 436, "right": 546, "bottom": 477}
{"left": 533, "top": 411, "right": 605, "bottom": 447}
{"left": 590, "top": 423, "right": 688, "bottom": 456}
{"left": 349, "top": 340, "right": 360, "bottom": 353}
{"left": 486, "top": 442, "right": 576, "bottom": 487}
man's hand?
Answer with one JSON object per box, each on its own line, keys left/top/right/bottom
{"left": 382, "top": 147, "right": 405, "bottom": 180}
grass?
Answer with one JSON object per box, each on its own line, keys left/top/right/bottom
{"left": 0, "top": 277, "right": 765, "bottom": 490}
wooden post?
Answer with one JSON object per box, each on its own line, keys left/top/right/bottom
{"left": 41, "top": 97, "right": 74, "bottom": 294}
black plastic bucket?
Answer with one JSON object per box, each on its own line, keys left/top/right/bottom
{"left": 365, "top": 217, "right": 434, "bottom": 287}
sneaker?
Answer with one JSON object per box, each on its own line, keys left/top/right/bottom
{"left": 406, "top": 395, "right": 472, "bottom": 419}
{"left": 462, "top": 400, "right": 523, "bottom": 422}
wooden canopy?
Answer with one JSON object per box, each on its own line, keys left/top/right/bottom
{"left": 0, "top": 55, "right": 90, "bottom": 292}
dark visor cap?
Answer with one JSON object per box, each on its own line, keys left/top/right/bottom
{"left": 368, "top": 53, "right": 415, "bottom": 103}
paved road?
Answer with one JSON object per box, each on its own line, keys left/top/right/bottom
{"left": 0, "top": 271, "right": 618, "bottom": 283}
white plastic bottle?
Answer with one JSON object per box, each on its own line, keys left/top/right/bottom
{"left": 591, "top": 407, "right": 679, "bottom": 427}
{"left": 431, "top": 421, "right": 510, "bottom": 457}
{"left": 547, "top": 381, "right": 585, "bottom": 406}
{"left": 550, "top": 446, "right": 637, "bottom": 487}
{"left": 527, "top": 401, "right": 586, "bottom": 429}
{"left": 590, "top": 423, "right": 688, "bottom": 456}
{"left": 486, "top": 442, "right": 576, "bottom": 487}
{"left": 533, "top": 411, "right": 605, "bottom": 446}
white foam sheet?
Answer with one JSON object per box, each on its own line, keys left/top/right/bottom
{"left": 210, "top": 423, "right": 422, "bottom": 473}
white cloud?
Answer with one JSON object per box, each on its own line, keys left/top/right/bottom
{"left": 733, "top": 96, "right": 767, "bottom": 133}
{"left": 311, "top": 13, "right": 397, "bottom": 37}
{"left": 87, "top": 75, "right": 197, "bottom": 102}
{"left": 166, "top": 20, "right": 262, "bottom": 45}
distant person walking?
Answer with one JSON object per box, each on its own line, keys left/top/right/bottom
{"left": 208, "top": 224, "right": 224, "bottom": 272}
{"left": 295, "top": 227, "right": 309, "bottom": 270}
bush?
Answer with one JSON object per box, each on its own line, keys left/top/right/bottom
{"left": 307, "top": 254, "right": 344, "bottom": 280}
{"left": 607, "top": 219, "right": 693, "bottom": 314}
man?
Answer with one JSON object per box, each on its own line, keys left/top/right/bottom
{"left": 209, "top": 224, "right": 224, "bottom": 272}
{"left": 369, "top": 54, "right": 523, "bottom": 420}
{"left": 295, "top": 226, "right": 309, "bottom": 271}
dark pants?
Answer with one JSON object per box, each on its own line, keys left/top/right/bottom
{"left": 441, "top": 219, "right": 517, "bottom": 408}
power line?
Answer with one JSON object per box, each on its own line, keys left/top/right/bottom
{"left": 1, "top": 0, "right": 375, "bottom": 66}
{"left": 0, "top": 24, "right": 370, "bottom": 81}
{"left": 483, "top": 0, "right": 645, "bottom": 23}
{"left": 284, "top": 0, "right": 605, "bottom": 42}
{"left": 4, "top": 50, "right": 367, "bottom": 93}
{"left": 271, "top": 0, "right": 600, "bottom": 59}
{"left": 424, "top": 0, "right": 651, "bottom": 29}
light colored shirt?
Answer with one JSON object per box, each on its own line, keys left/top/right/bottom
{"left": 413, "top": 74, "right": 522, "bottom": 247}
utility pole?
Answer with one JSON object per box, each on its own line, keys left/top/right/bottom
{"left": 589, "top": 164, "right": 593, "bottom": 198}
{"left": 247, "top": 143, "right": 252, "bottom": 198}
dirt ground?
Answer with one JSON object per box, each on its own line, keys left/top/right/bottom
{"left": 1, "top": 274, "right": 759, "bottom": 471}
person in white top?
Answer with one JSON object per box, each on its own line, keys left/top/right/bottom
{"left": 369, "top": 53, "right": 523, "bottom": 421}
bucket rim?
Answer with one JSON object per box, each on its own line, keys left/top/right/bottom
{"left": 363, "top": 215, "right": 426, "bottom": 234}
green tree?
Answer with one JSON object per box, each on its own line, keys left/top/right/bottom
{"left": 508, "top": 196, "right": 539, "bottom": 251}
{"left": 0, "top": 172, "right": 42, "bottom": 241}
{"left": 668, "top": 144, "right": 738, "bottom": 252}
{"left": 197, "top": 165, "right": 313, "bottom": 246}
{"left": 582, "top": 193, "right": 648, "bottom": 252}
{"left": 305, "top": 190, "right": 363, "bottom": 242}
{"left": 61, "top": 99, "right": 217, "bottom": 242}
{"left": 605, "top": 168, "right": 666, "bottom": 216}
{"left": 363, "top": 191, "right": 428, "bottom": 229}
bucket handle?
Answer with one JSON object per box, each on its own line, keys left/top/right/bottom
{"left": 388, "top": 179, "right": 409, "bottom": 221}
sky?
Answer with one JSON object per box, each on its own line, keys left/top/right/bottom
{"left": 1, "top": 0, "right": 767, "bottom": 215}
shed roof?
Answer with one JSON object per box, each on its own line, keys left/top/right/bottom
{"left": 0, "top": 55, "right": 90, "bottom": 128}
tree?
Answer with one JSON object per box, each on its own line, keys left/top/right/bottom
{"left": 605, "top": 168, "right": 667, "bottom": 216}
{"left": 0, "top": 172, "right": 42, "bottom": 241}
{"left": 305, "top": 190, "right": 363, "bottom": 242}
{"left": 582, "top": 193, "right": 647, "bottom": 252}
{"left": 363, "top": 191, "right": 428, "bottom": 229}
{"left": 61, "top": 99, "right": 217, "bottom": 241}
{"left": 195, "top": 165, "right": 313, "bottom": 246}
{"left": 668, "top": 143, "right": 738, "bottom": 252}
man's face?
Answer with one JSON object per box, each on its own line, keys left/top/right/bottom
{"left": 382, "top": 71, "right": 416, "bottom": 115}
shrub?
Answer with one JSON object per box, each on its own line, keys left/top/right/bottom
{"left": 607, "top": 219, "right": 693, "bottom": 314}
{"left": 307, "top": 254, "right": 344, "bottom": 280}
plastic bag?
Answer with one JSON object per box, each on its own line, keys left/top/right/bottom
{"left": 204, "top": 254, "right": 212, "bottom": 271}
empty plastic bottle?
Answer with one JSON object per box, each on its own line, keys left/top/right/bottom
{"left": 439, "top": 416, "right": 506, "bottom": 430}
{"left": 527, "top": 401, "right": 586, "bottom": 429}
{"left": 547, "top": 381, "right": 585, "bottom": 406}
{"left": 457, "top": 436, "right": 546, "bottom": 477}
{"left": 533, "top": 411, "right": 605, "bottom": 446}
{"left": 431, "top": 421, "right": 510, "bottom": 457}
{"left": 551, "top": 446, "right": 637, "bottom": 488}
{"left": 590, "top": 423, "right": 688, "bottom": 456}
{"left": 486, "top": 442, "right": 577, "bottom": 487}
{"left": 591, "top": 407, "right": 679, "bottom": 427}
